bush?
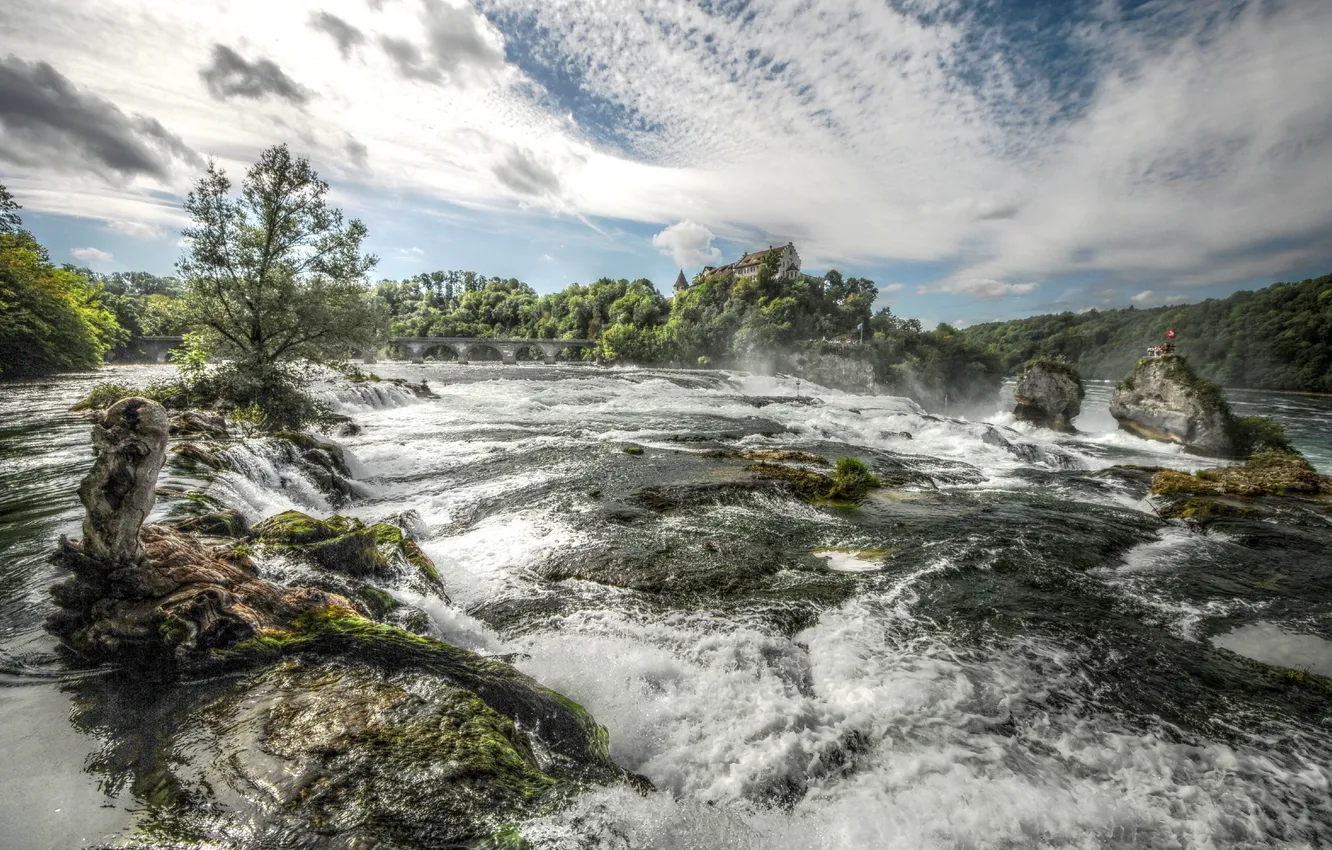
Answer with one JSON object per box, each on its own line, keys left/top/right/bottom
{"left": 1231, "top": 415, "right": 1294, "bottom": 456}
{"left": 829, "top": 457, "right": 881, "bottom": 501}
{"left": 71, "top": 381, "right": 184, "bottom": 412}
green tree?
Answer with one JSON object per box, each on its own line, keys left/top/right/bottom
{"left": 179, "top": 144, "right": 380, "bottom": 368}
{"left": 1, "top": 233, "right": 123, "bottom": 378}
{"left": 0, "top": 182, "right": 21, "bottom": 235}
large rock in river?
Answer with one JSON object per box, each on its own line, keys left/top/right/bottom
{"left": 1013, "top": 359, "right": 1083, "bottom": 432}
{"left": 1110, "top": 356, "right": 1235, "bottom": 457}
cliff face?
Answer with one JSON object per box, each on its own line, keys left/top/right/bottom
{"left": 778, "top": 349, "right": 881, "bottom": 396}
{"left": 1013, "top": 361, "right": 1082, "bottom": 432}
{"left": 1109, "top": 357, "right": 1234, "bottom": 456}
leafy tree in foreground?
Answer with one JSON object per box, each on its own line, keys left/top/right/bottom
{"left": 177, "top": 145, "right": 381, "bottom": 426}
{"left": 180, "top": 144, "right": 379, "bottom": 366}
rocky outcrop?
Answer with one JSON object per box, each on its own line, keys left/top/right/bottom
{"left": 47, "top": 398, "right": 358, "bottom": 664}
{"left": 76, "top": 397, "right": 170, "bottom": 563}
{"left": 1110, "top": 356, "right": 1235, "bottom": 456}
{"left": 46, "top": 397, "right": 640, "bottom": 846}
{"left": 1013, "top": 359, "right": 1082, "bottom": 432}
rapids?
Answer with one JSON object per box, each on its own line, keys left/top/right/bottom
{"left": 2, "top": 364, "right": 1331, "bottom": 848}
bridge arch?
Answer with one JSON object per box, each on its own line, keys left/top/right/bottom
{"left": 512, "top": 343, "right": 549, "bottom": 363}
{"left": 420, "top": 343, "right": 461, "bottom": 362}
{"left": 466, "top": 343, "right": 508, "bottom": 364}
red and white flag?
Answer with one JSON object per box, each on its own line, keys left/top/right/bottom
{"left": 1166, "top": 328, "right": 1176, "bottom": 340}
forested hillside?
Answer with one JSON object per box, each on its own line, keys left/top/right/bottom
{"left": 961, "top": 274, "right": 1332, "bottom": 393}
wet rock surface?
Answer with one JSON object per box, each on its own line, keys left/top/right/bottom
{"left": 1110, "top": 357, "right": 1235, "bottom": 456}
{"left": 1013, "top": 360, "right": 1083, "bottom": 432}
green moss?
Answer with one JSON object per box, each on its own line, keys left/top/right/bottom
{"left": 158, "top": 615, "right": 190, "bottom": 649}
{"left": 1150, "top": 453, "right": 1327, "bottom": 499}
{"left": 622, "top": 445, "right": 645, "bottom": 455}
{"left": 355, "top": 586, "right": 398, "bottom": 619}
{"left": 747, "top": 456, "right": 881, "bottom": 505}
{"left": 1156, "top": 498, "right": 1257, "bottom": 522}
{"left": 1282, "top": 667, "right": 1332, "bottom": 693}
{"left": 71, "top": 381, "right": 184, "bottom": 412}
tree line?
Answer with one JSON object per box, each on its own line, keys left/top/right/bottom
{"left": 961, "top": 277, "right": 1332, "bottom": 393}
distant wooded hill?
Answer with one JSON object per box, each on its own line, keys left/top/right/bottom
{"left": 961, "top": 274, "right": 1332, "bottom": 393}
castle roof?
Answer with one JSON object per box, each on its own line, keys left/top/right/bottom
{"left": 674, "top": 269, "right": 688, "bottom": 289}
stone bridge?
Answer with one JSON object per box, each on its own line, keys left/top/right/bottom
{"left": 134, "top": 336, "right": 185, "bottom": 363}
{"left": 387, "top": 337, "right": 596, "bottom": 365}
{"left": 115, "top": 335, "right": 595, "bottom": 365}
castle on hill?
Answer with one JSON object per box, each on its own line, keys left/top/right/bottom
{"left": 674, "top": 242, "right": 802, "bottom": 294}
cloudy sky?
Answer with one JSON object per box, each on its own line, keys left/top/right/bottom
{"left": 2, "top": 0, "right": 1331, "bottom": 325}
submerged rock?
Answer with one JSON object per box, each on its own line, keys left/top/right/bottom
{"left": 1110, "top": 356, "right": 1235, "bottom": 456}
{"left": 1012, "top": 358, "right": 1083, "bottom": 432}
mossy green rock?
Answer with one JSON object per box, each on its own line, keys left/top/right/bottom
{"left": 1151, "top": 453, "right": 1332, "bottom": 526}
{"left": 92, "top": 614, "right": 639, "bottom": 848}
{"left": 252, "top": 510, "right": 444, "bottom": 594}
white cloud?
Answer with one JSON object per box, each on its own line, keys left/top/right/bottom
{"left": 880, "top": 283, "right": 904, "bottom": 294}
{"left": 1, "top": 0, "right": 1331, "bottom": 298}
{"left": 651, "top": 220, "right": 721, "bottom": 269}
{"left": 400, "top": 246, "right": 425, "bottom": 257}
{"left": 107, "top": 220, "right": 165, "bottom": 239}
{"left": 71, "top": 246, "right": 113, "bottom": 263}
{"left": 921, "top": 278, "right": 1039, "bottom": 299}
{"left": 1130, "top": 290, "right": 1191, "bottom": 307}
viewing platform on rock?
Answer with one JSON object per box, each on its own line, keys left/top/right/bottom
{"left": 386, "top": 337, "right": 596, "bottom": 365}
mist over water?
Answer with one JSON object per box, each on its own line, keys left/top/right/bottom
{"left": 2, "top": 364, "right": 1331, "bottom": 848}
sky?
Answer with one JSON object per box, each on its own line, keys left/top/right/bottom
{"left": 3, "top": 0, "right": 1331, "bottom": 328}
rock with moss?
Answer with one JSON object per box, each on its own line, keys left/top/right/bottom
{"left": 1013, "top": 358, "right": 1083, "bottom": 432}
{"left": 1150, "top": 453, "right": 1331, "bottom": 525}
{"left": 746, "top": 456, "right": 881, "bottom": 504}
{"left": 66, "top": 611, "right": 644, "bottom": 849}
{"left": 170, "top": 508, "right": 250, "bottom": 538}
{"left": 48, "top": 412, "right": 644, "bottom": 848}
{"left": 1110, "top": 356, "right": 1239, "bottom": 456}
{"left": 268, "top": 432, "right": 358, "bottom": 505}
{"left": 252, "top": 509, "right": 445, "bottom": 598}
{"left": 168, "top": 409, "right": 229, "bottom": 440}
{"left": 1151, "top": 453, "right": 1329, "bottom": 499}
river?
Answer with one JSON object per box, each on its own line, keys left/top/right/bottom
{"left": 2, "top": 365, "right": 1331, "bottom": 848}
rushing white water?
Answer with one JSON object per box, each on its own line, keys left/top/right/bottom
{"left": 5, "top": 363, "right": 1330, "bottom": 849}
{"left": 266, "top": 364, "right": 1328, "bottom": 848}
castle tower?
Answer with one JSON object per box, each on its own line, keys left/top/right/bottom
{"left": 674, "top": 268, "right": 689, "bottom": 293}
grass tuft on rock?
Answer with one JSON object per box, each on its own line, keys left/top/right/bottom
{"left": 748, "top": 456, "right": 881, "bottom": 504}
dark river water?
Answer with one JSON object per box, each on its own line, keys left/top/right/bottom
{"left": 2, "top": 366, "right": 1331, "bottom": 849}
